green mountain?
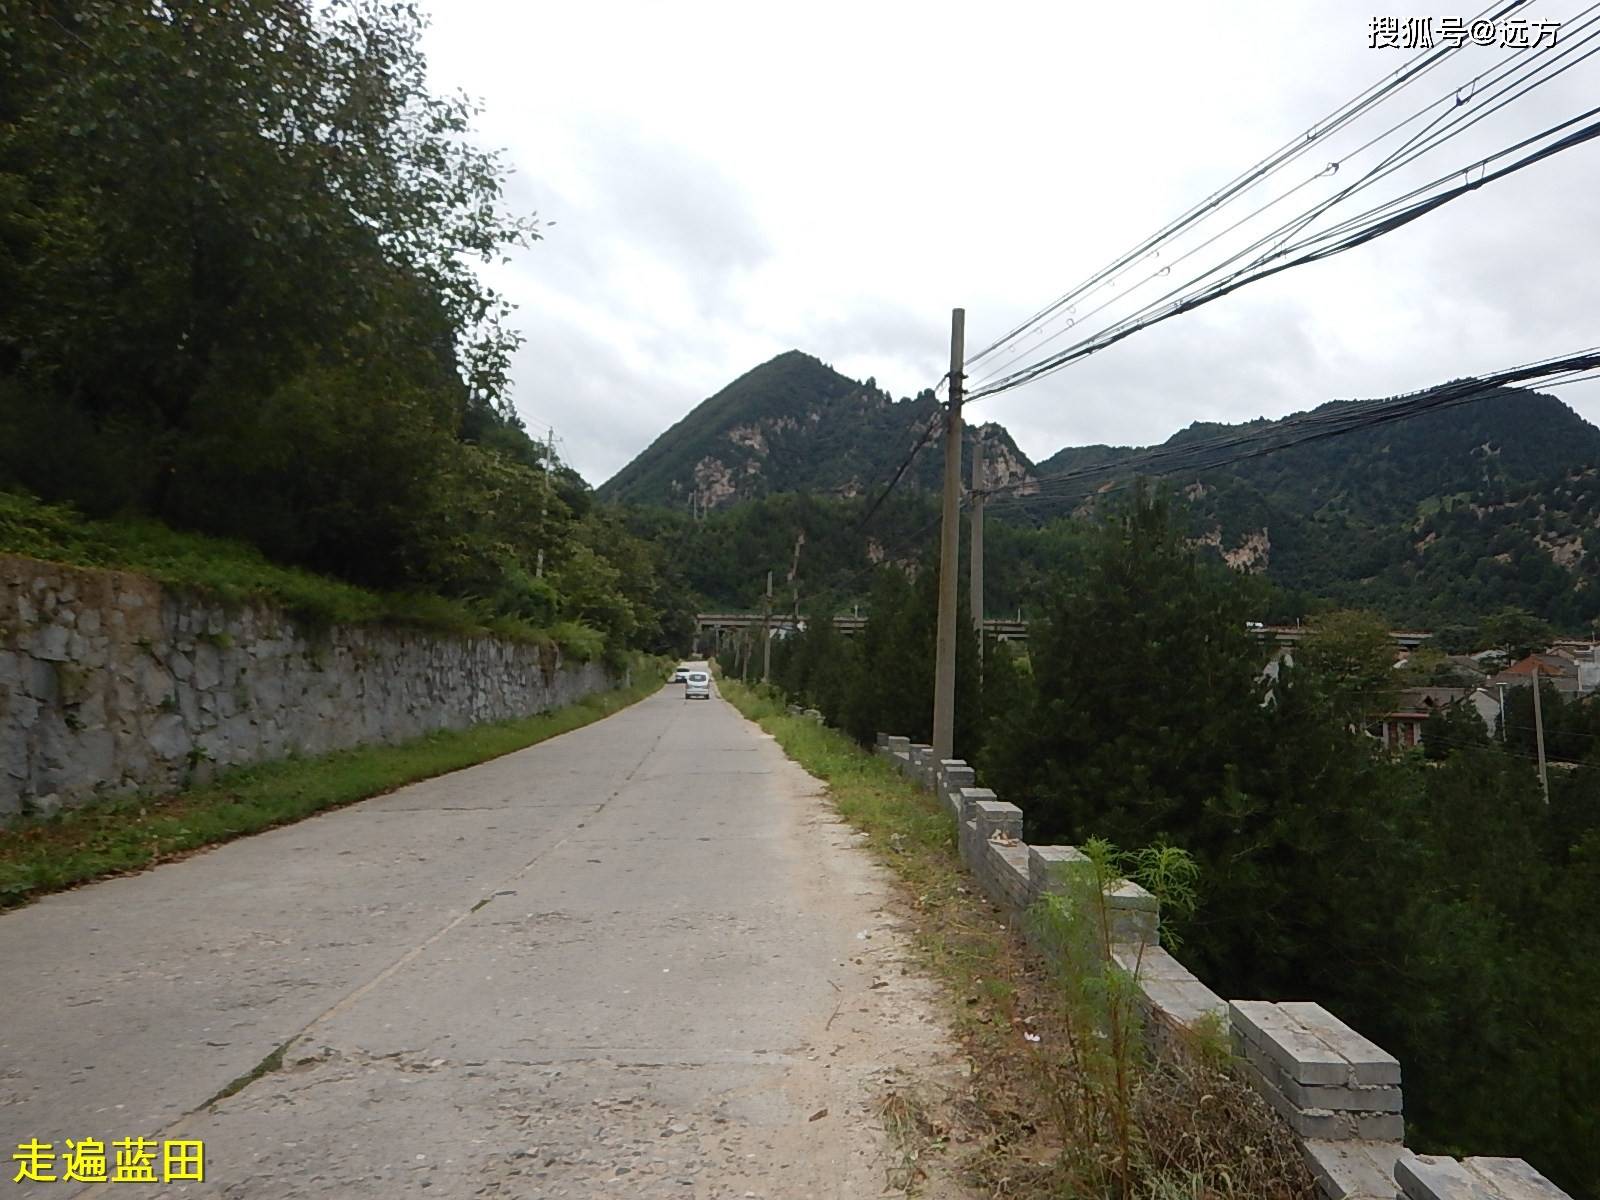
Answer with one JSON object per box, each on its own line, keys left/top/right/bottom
{"left": 1027, "top": 388, "right": 1600, "bottom": 625}
{"left": 596, "top": 351, "right": 1035, "bottom": 511}
{"left": 604, "top": 352, "right": 1600, "bottom": 628}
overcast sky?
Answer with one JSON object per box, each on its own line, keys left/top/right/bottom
{"left": 418, "top": 1, "right": 1600, "bottom": 487}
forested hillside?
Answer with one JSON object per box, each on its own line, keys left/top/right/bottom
{"left": 1153, "top": 389, "right": 1600, "bottom": 625}
{"left": 0, "top": 1, "right": 690, "bottom": 660}
{"left": 605, "top": 349, "right": 1600, "bottom": 629}
{"left": 597, "top": 350, "right": 1035, "bottom": 511}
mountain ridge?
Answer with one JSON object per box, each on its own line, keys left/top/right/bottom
{"left": 602, "top": 351, "right": 1600, "bottom": 627}
{"left": 596, "top": 350, "right": 1036, "bottom": 510}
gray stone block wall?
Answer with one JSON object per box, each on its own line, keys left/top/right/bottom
{"left": 940, "top": 762, "right": 974, "bottom": 819}
{"left": 873, "top": 724, "right": 1572, "bottom": 1200}
{"left": 1109, "top": 943, "right": 1227, "bottom": 1037}
{"left": 1231, "top": 1000, "right": 1404, "bottom": 1142}
{"left": 1, "top": 556, "right": 616, "bottom": 821}
{"left": 1029, "top": 844, "right": 1093, "bottom": 904}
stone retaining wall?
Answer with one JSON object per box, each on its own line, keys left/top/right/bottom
{"left": 872, "top": 731, "right": 1570, "bottom": 1200}
{"left": 0, "top": 555, "right": 618, "bottom": 821}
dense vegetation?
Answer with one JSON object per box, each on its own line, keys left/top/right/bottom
{"left": 601, "top": 347, "right": 1600, "bottom": 631}
{"left": 597, "top": 349, "right": 1031, "bottom": 511}
{"left": 0, "top": 0, "right": 689, "bottom": 659}
{"left": 750, "top": 489, "right": 1600, "bottom": 1198}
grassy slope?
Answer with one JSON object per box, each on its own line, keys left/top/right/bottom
{"left": 0, "top": 667, "right": 667, "bottom": 910}
{"left": 0, "top": 490, "right": 600, "bottom": 653}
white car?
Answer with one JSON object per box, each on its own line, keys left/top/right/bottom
{"left": 671, "top": 666, "right": 691, "bottom": 683}
{"left": 683, "top": 671, "right": 712, "bottom": 700}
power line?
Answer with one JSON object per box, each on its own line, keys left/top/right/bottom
{"left": 855, "top": 373, "right": 953, "bottom": 532}
{"left": 971, "top": 97, "right": 1600, "bottom": 407}
{"left": 962, "top": 0, "right": 1530, "bottom": 373}
{"left": 968, "top": 6, "right": 1600, "bottom": 391}
{"left": 968, "top": 16, "right": 1600, "bottom": 402}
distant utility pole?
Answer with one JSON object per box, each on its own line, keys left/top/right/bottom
{"left": 1532, "top": 661, "right": 1550, "bottom": 803}
{"left": 535, "top": 426, "right": 556, "bottom": 578}
{"left": 761, "top": 570, "right": 773, "bottom": 684}
{"left": 932, "top": 308, "right": 965, "bottom": 762}
{"left": 970, "top": 427, "right": 985, "bottom": 676}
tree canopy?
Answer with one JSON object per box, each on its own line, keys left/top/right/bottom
{"left": 0, "top": 0, "right": 688, "bottom": 658}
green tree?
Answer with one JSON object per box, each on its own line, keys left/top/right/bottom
{"left": 1295, "top": 610, "right": 1400, "bottom": 730}
{"left": 979, "top": 484, "right": 1266, "bottom": 847}
{"left": 1481, "top": 607, "right": 1555, "bottom": 659}
{"left": 1421, "top": 699, "right": 1490, "bottom": 760}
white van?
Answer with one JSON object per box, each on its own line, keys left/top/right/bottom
{"left": 683, "top": 671, "right": 711, "bottom": 700}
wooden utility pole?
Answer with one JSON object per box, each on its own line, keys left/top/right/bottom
{"left": 1532, "top": 661, "right": 1550, "bottom": 803}
{"left": 970, "top": 427, "right": 985, "bottom": 674}
{"left": 932, "top": 308, "right": 965, "bottom": 762}
{"left": 761, "top": 570, "right": 773, "bottom": 684}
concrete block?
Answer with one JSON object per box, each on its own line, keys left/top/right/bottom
{"left": 1238, "top": 1033, "right": 1401, "bottom": 1113}
{"left": 940, "top": 763, "right": 975, "bottom": 813}
{"left": 1108, "top": 944, "right": 1221, "bottom": 1026}
{"left": 1105, "top": 879, "right": 1158, "bottom": 945}
{"left": 1396, "top": 1155, "right": 1572, "bottom": 1200}
{"left": 1301, "top": 1139, "right": 1402, "bottom": 1200}
{"left": 957, "top": 786, "right": 997, "bottom": 822}
{"left": 1028, "top": 845, "right": 1093, "bottom": 901}
{"left": 1460, "top": 1160, "right": 1572, "bottom": 1200}
{"left": 972, "top": 799, "right": 1023, "bottom": 841}
{"left": 984, "top": 839, "right": 1032, "bottom": 911}
{"left": 934, "top": 771, "right": 972, "bottom": 800}
{"left": 1280, "top": 1001, "right": 1402, "bottom": 1087}
{"left": 1139, "top": 975, "right": 1230, "bottom": 1030}
{"left": 1231, "top": 1000, "right": 1399, "bottom": 1088}
{"left": 959, "top": 819, "right": 981, "bottom": 868}
{"left": 1242, "top": 1060, "right": 1404, "bottom": 1141}
{"left": 1106, "top": 878, "right": 1158, "bottom": 911}
{"left": 1396, "top": 1155, "right": 1495, "bottom": 1200}
{"left": 885, "top": 735, "right": 909, "bottom": 755}
{"left": 1110, "top": 942, "right": 1192, "bottom": 982}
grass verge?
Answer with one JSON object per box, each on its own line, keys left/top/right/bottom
{"left": 0, "top": 667, "right": 667, "bottom": 911}
{"left": 719, "top": 679, "right": 1314, "bottom": 1200}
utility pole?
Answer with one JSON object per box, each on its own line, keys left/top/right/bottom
{"left": 970, "top": 426, "right": 985, "bottom": 675}
{"left": 761, "top": 570, "right": 773, "bottom": 684}
{"left": 1496, "top": 683, "right": 1507, "bottom": 741}
{"left": 535, "top": 425, "right": 556, "bottom": 578}
{"left": 1532, "top": 661, "right": 1550, "bottom": 803}
{"left": 931, "top": 308, "right": 965, "bottom": 762}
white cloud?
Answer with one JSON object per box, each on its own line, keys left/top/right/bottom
{"left": 420, "top": 0, "right": 1600, "bottom": 483}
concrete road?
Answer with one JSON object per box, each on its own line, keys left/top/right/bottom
{"left": 1, "top": 680, "right": 966, "bottom": 1198}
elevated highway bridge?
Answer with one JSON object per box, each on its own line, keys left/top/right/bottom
{"left": 694, "top": 613, "right": 1432, "bottom": 652}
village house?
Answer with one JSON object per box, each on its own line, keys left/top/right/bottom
{"left": 1374, "top": 686, "right": 1501, "bottom": 751}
